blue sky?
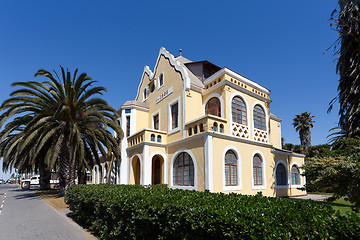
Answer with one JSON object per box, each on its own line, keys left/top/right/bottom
{"left": 0, "top": 0, "right": 340, "bottom": 178}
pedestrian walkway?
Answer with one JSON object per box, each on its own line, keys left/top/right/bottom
{"left": 288, "top": 194, "right": 332, "bottom": 201}
{"left": 0, "top": 185, "right": 96, "bottom": 240}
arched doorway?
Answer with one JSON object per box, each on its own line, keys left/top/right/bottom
{"left": 152, "top": 155, "right": 164, "bottom": 185}
{"left": 131, "top": 156, "right": 141, "bottom": 185}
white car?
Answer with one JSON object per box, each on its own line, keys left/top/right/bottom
{"left": 30, "top": 175, "right": 40, "bottom": 185}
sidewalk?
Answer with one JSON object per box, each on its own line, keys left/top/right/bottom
{"left": 288, "top": 194, "right": 332, "bottom": 201}
{"left": 0, "top": 186, "right": 96, "bottom": 240}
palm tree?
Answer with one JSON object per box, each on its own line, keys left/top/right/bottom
{"left": 0, "top": 128, "right": 52, "bottom": 190}
{"left": 293, "top": 112, "right": 315, "bottom": 154}
{"left": 0, "top": 66, "right": 123, "bottom": 195}
{"left": 329, "top": 0, "right": 360, "bottom": 137}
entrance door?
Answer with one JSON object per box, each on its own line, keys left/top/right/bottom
{"left": 152, "top": 156, "right": 163, "bottom": 185}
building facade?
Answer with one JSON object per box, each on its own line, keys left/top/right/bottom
{"left": 93, "top": 47, "right": 306, "bottom": 197}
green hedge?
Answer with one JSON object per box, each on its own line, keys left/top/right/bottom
{"left": 65, "top": 184, "right": 360, "bottom": 239}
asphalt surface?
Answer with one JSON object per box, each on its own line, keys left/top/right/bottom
{"left": 0, "top": 184, "right": 96, "bottom": 240}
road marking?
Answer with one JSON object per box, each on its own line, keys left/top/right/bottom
{"left": 0, "top": 193, "right": 6, "bottom": 215}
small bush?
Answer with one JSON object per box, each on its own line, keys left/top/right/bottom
{"left": 65, "top": 184, "right": 360, "bottom": 239}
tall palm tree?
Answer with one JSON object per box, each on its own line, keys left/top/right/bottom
{"left": 293, "top": 112, "right": 315, "bottom": 154}
{"left": 329, "top": 0, "right": 360, "bottom": 137}
{"left": 0, "top": 66, "right": 123, "bottom": 195}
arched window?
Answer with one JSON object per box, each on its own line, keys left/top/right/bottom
{"left": 231, "top": 96, "right": 247, "bottom": 125}
{"left": 220, "top": 124, "right": 224, "bottom": 133}
{"left": 157, "top": 135, "right": 161, "bottom": 143}
{"left": 213, "top": 122, "right": 217, "bottom": 131}
{"left": 253, "top": 154, "right": 263, "bottom": 185}
{"left": 158, "top": 73, "right": 164, "bottom": 88}
{"left": 225, "top": 150, "right": 237, "bottom": 186}
{"left": 151, "top": 134, "right": 155, "bottom": 142}
{"left": 199, "top": 124, "right": 204, "bottom": 132}
{"left": 143, "top": 88, "right": 147, "bottom": 100}
{"left": 205, "top": 97, "right": 221, "bottom": 117}
{"left": 254, "top": 105, "right": 266, "bottom": 130}
{"left": 188, "top": 128, "right": 192, "bottom": 136}
{"left": 291, "top": 165, "right": 300, "bottom": 185}
{"left": 194, "top": 126, "right": 198, "bottom": 134}
{"left": 276, "top": 163, "right": 287, "bottom": 186}
{"left": 173, "top": 152, "right": 194, "bottom": 186}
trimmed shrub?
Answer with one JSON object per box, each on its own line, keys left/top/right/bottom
{"left": 65, "top": 185, "right": 360, "bottom": 239}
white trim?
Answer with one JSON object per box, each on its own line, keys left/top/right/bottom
{"left": 151, "top": 109, "right": 161, "bottom": 130}
{"left": 135, "top": 66, "right": 154, "bottom": 101}
{"left": 251, "top": 150, "right": 267, "bottom": 190}
{"left": 182, "top": 90, "right": 186, "bottom": 139}
{"left": 93, "top": 166, "right": 98, "bottom": 184}
{"left": 204, "top": 135, "right": 213, "bottom": 192}
{"left": 143, "top": 87, "right": 148, "bottom": 101}
{"left": 289, "top": 162, "right": 302, "bottom": 188}
{"left": 222, "top": 145, "right": 242, "bottom": 191}
{"left": 158, "top": 47, "right": 191, "bottom": 90}
{"left": 149, "top": 151, "right": 167, "bottom": 184}
{"left": 157, "top": 72, "right": 164, "bottom": 90}
{"left": 252, "top": 101, "right": 269, "bottom": 141}
{"left": 274, "top": 160, "right": 289, "bottom": 189}
{"left": 229, "top": 92, "right": 250, "bottom": 135}
{"left": 204, "top": 67, "right": 270, "bottom": 95}
{"left": 129, "top": 153, "right": 142, "bottom": 185}
{"left": 168, "top": 96, "right": 181, "bottom": 134}
{"left": 169, "top": 148, "right": 197, "bottom": 191}
{"left": 203, "top": 93, "right": 224, "bottom": 118}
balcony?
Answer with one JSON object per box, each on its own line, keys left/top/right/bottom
{"left": 185, "top": 115, "right": 227, "bottom": 137}
{"left": 127, "top": 128, "right": 167, "bottom": 147}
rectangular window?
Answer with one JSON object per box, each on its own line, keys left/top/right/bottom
{"left": 126, "top": 116, "right": 130, "bottom": 137}
{"left": 171, "top": 102, "right": 178, "bottom": 129}
{"left": 125, "top": 109, "right": 131, "bottom": 114}
{"left": 153, "top": 114, "right": 159, "bottom": 130}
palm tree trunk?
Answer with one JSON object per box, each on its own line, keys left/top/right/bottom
{"left": 58, "top": 132, "right": 76, "bottom": 196}
{"left": 39, "top": 161, "right": 51, "bottom": 190}
{"left": 77, "top": 167, "right": 87, "bottom": 185}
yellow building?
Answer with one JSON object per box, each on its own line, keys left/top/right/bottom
{"left": 93, "top": 47, "right": 306, "bottom": 197}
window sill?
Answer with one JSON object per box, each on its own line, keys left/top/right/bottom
{"left": 168, "top": 128, "right": 180, "bottom": 135}
{"left": 170, "top": 185, "right": 195, "bottom": 191}
{"left": 252, "top": 185, "right": 266, "bottom": 190}
{"left": 275, "top": 185, "right": 289, "bottom": 189}
{"left": 223, "top": 185, "right": 242, "bottom": 191}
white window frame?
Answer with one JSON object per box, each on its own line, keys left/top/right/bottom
{"left": 158, "top": 72, "right": 164, "bottom": 90}
{"left": 203, "top": 93, "right": 224, "bottom": 117}
{"left": 251, "top": 150, "right": 266, "bottom": 190}
{"left": 143, "top": 87, "right": 148, "bottom": 101}
{"left": 290, "top": 162, "right": 302, "bottom": 188}
{"left": 252, "top": 102, "right": 268, "bottom": 132}
{"left": 168, "top": 97, "right": 181, "bottom": 134}
{"left": 222, "top": 146, "right": 242, "bottom": 191}
{"left": 275, "top": 160, "right": 289, "bottom": 189}
{"left": 151, "top": 109, "right": 160, "bottom": 130}
{"left": 170, "top": 148, "right": 197, "bottom": 190}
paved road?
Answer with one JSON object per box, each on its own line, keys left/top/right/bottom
{"left": 0, "top": 184, "right": 96, "bottom": 240}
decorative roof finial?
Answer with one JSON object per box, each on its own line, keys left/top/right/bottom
{"left": 179, "top": 49, "right": 182, "bottom": 57}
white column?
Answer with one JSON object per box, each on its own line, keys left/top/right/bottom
{"left": 142, "top": 144, "right": 151, "bottom": 185}
{"left": 204, "top": 135, "right": 213, "bottom": 192}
